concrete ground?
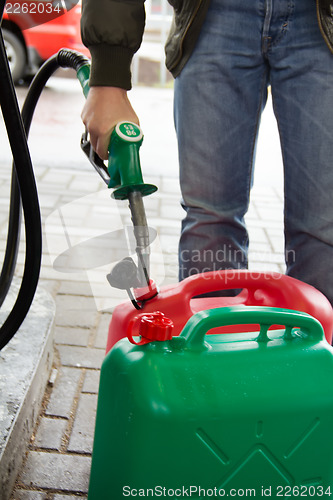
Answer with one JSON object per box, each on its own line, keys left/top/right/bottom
{"left": 0, "top": 74, "right": 285, "bottom": 499}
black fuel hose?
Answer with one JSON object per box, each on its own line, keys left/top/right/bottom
{"left": 0, "top": 165, "right": 21, "bottom": 309}
{"left": 0, "top": 30, "right": 42, "bottom": 350}
{"left": 0, "top": 39, "right": 90, "bottom": 349}
{"left": 0, "top": 0, "right": 20, "bottom": 308}
{"left": 0, "top": 52, "right": 60, "bottom": 312}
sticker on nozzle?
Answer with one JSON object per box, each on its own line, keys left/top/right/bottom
{"left": 116, "top": 122, "right": 143, "bottom": 143}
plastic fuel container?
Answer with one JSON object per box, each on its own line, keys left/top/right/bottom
{"left": 88, "top": 306, "right": 333, "bottom": 499}
{"left": 106, "top": 270, "right": 333, "bottom": 351}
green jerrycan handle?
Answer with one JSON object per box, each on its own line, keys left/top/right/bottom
{"left": 76, "top": 64, "right": 157, "bottom": 200}
{"left": 180, "top": 306, "right": 324, "bottom": 349}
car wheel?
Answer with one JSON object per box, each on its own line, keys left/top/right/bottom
{"left": 2, "top": 29, "right": 26, "bottom": 82}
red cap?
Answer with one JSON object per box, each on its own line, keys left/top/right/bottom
{"left": 127, "top": 311, "right": 174, "bottom": 345}
{"left": 139, "top": 312, "right": 174, "bottom": 341}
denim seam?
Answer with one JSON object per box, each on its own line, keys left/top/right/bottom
{"left": 263, "top": 0, "right": 273, "bottom": 40}
{"left": 270, "top": 0, "right": 295, "bottom": 50}
{"left": 262, "top": 0, "right": 273, "bottom": 55}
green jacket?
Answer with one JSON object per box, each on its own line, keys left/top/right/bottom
{"left": 81, "top": 0, "right": 333, "bottom": 90}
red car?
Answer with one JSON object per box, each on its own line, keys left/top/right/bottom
{"left": 1, "top": 0, "right": 90, "bottom": 82}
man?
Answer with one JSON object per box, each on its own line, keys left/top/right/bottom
{"left": 81, "top": 0, "right": 333, "bottom": 306}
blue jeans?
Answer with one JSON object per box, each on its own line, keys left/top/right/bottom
{"left": 174, "top": 0, "right": 333, "bottom": 305}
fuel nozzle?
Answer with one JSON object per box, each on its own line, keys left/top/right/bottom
{"left": 108, "top": 122, "right": 157, "bottom": 199}
{"left": 108, "top": 122, "right": 157, "bottom": 289}
{"left": 78, "top": 62, "right": 158, "bottom": 305}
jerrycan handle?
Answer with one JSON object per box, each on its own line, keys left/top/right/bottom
{"left": 180, "top": 306, "right": 324, "bottom": 349}
{"left": 180, "top": 270, "right": 283, "bottom": 299}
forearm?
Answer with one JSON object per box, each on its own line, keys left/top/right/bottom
{"left": 81, "top": 0, "right": 146, "bottom": 89}
{"left": 80, "top": 0, "right": 145, "bottom": 156}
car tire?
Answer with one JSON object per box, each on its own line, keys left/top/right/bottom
{"left": 2, "top": 29, "right": 26, "bottom": 82}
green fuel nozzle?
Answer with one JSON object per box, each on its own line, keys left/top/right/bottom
{"left": 76, "top": 64, "right": 90, "bottom": 99}
{"left": 108, "top": 122, "right": 157, "bottom": 200}
{"left": 78, "top": 63, "right": 158, "bottom": 305}
{"left": 107, "top": 122, "right": 156, "bottom": 293}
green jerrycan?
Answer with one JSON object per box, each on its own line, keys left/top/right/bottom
{"left": 88, "top": 306, "right": 333, "bottom": 499}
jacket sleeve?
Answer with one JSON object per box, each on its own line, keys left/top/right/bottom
{"left": 81, "top": 0, "right": 146, "bottom": 90}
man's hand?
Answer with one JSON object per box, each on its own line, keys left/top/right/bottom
{"left": 81, "top": 86, "right": 139, "bottom": 160}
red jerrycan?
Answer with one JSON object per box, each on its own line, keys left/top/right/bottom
{"left": 106, "top": 270, "right": 333, "bottom": 352}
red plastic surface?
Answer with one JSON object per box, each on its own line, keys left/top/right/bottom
{"left": 3, "top": 4, "right": 90, "bottom": 62}
{"left": 127, "top": 311, "right": 174, "bottom": 345}
{"left": 133, "top": 279, "right": 158, "bottom": 302}
{"left": 106, "top": 270, "right": 333, "bottom": 352}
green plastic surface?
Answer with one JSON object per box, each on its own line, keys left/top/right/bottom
{"left": 107, "top": 121, "right": 157, "bottom": 200}
{"left": 88, "top": 306, "right": 333, "bottom": 498}
{"left": 76, "top": 65, "right": 90, "bottom": 99}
